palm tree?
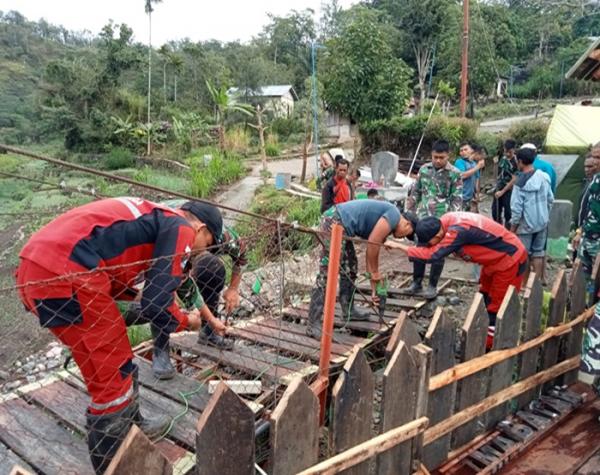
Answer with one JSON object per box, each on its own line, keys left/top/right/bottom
{"left": 170, "top": 53, "right": 184, "bottom": 102}
{"left": 205, "top": 80, "right": 253, "bottom": 151}
{"left": 144, "top": 0, "right": 162, "bottom": 155}
{"left": 158, "top": 44, "right": 170, "bottom": 102}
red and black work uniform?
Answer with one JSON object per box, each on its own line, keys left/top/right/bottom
{"left": 407, "top": 212, "right": 527, "bottom": 339}
{"left": 16, "top": 198, "right": 195, "bottom": 415}
{"left": 321, "top": 176, "right": 354, "bottom": 214}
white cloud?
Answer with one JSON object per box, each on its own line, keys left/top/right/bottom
{"left": 0, "top": 0, "right": 357, "bottom": 45}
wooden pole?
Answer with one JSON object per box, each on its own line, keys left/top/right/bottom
{"left": 429, "top": 306, "right": 594, "bottom": 391}
{"left": 311, "top": 223, "right": 343, "bottom": 424}
{"left": 424, "top": 355, "right": 580, "bottom": 445}
{"left": 459, "top": 0, "right": 470, "bottom": 117}
{"left": 296, "top": 417, "right": 429, "bottom": 475}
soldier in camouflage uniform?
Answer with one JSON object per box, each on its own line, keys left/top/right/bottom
{"left": 578, "top": 171, "right": 600, "bottom": 305}
{"left": 405, "top": 139, "right": 463, "bottom": 299}
{"left": 580, "top": 301, "right": 600, "bottom": 400}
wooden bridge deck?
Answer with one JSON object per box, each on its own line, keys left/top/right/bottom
{"left": 0, "top": 279, "right": 435, "bottom": 474}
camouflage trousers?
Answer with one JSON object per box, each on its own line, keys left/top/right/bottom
{"left": 315, "top": 208, "right": 358, "bottom": 291}
{"left": 581, "top": 302, "right": 600, "bottom": 377}
{"left": 578, "top": 236, "right": 600, "bottom": 302}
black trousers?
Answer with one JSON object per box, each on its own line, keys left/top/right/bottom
{"left": 492, "top": 190, "right": 512, "bottom": 228}
{"left": 413, "top": 259, "right": 445, "bottom": 286}
{"left": 193, "top": 253, "right": 226, "bottom": 317}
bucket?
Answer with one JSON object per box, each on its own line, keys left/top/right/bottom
{"left": 275, "top": 172, "right": 291, "bottom": 190}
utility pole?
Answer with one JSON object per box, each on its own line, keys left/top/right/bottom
{"left": 460, "top": 0, "right": 470, "bottom": 117}
{"left": 311, "top": 42, "right": 320, "bottom": 181}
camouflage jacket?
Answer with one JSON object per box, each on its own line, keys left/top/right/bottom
{"left": 406, "top": 162, "right": 463, "bottom": 218}
{"left": 583, "top": 173, "right": 600, "bottom": 239}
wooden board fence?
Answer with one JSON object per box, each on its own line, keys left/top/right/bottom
{"left": 541, "top": 269, "right": 567, "bottom": 391}
{"left": 564, "top": 261, "right": 587, "bottom": 384}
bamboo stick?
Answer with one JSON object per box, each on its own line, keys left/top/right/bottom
{"left": 429, "top": 307, "right": 594, "bottom": 391}
{"left": 296, "top": 417, "right": 429, "bottom": 475}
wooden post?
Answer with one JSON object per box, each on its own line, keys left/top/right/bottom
{"left": 377, "top": 342, "right": 419, "bottom": 475}
{"left": 384, "top": 311, "right": 421, "bottom": 359}
{"left": 423, "top": 308, "right": 457, "bottom": 470}
{"left": 486, "top": 286, "right": 521, "bottom": 429}
{"left": 516, "top": 273, "right": 543, "bottom": 408}
{"left": 270, "top": 378, "right": 319, "bottom": 475}
{"left": 312, "top": 223, "right": 344, "bottom": 424}
{"left": 330, "top": 348, "right": 374, "bottom": 475}
{"left": 563, "top": 261, "right": 587, "bottom": 384}
{"left": 105, "top": 425, "right": 172, "bottom": 475}
{"left": 541, "top": 270, "right": 567, "bottom": 391}
{"left": 297, "top": 418, "right": 429, "bottom": 475}
{"left": 411, "top": 344, "right": 432, "bottom": 472}
{"left": 196, "top": 383, "right": 255, "bottom": 475}
{"left": 452, "top": 293, "right": 488, "bottom": 448}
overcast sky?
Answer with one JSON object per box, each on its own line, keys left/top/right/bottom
{"left": 1, "top": 0, "right": 358, "bottom": 44}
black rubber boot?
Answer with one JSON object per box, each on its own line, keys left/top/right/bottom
{"left": 197, "top": 323, "right": 234, "bottom": 350}
{"left": 132, "top": 365, "right": 171, "bottom": 439}
{"left": 339, "top": 278, "right": 370, "bottom": 321}
{"left": 306, "top": 286, "right": 324, "bottom": 339}
{"left": 86, "top": 404, "right": 135, "bottom": 474}
{"left": 420, "top": 260, "right": 444, "bottom": 300}
{"left": 400, "top": 280, "right": 423, "bottom": 295}
{"left": 151, "top": 326, "right": 175, "bottom": 380}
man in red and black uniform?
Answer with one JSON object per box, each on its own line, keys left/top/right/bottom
{"left": 386, "top": 212, "right": 527, "bottom": 348}
{"left": 321, "top": 158, "right": 354, "bottom": 213}
{"left": 16, "top": 197, "right": 222, "bottom": 474}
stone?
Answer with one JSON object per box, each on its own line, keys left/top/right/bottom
{"left": 449, "top": 296, "right": 461, "bottom": 306}
{"left": 46, "top": 347, "right": 62, "bottom": 359}
{"left": 36, "top": 364, "right": 46, "bottom": 372}
{"left": 14, "top": 360, "right": 22, "bottom": 368}
{"left": 22, "top": 362, "right": 35, "bottom": 373}
{"left": 26, "top": 375, "right": 36, "bottom": 384}
{"left": 47, "top": 360, "right": 61, "bottom": 370}
{"left": 0, "top": 370, "right": 9, "bottom": 381}
{"left": 371, "top": 151, "right": 399, "bottom": 188}
{"left": 4, "top": 380, "right": 22, "bottom": 391}
{"left": 548, "top": 200, "right": 572, "bottom": 239}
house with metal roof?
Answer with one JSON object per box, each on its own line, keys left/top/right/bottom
{"left": 227, "top": 85, "right": 298, "bottom": 118}
{"left": 565, "top": 37, "right": 600, "bottom": 82}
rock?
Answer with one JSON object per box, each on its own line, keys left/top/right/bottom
{"left": 4, "top": 380, "right": 22, "bottom": 392}
{"left": 443, "top": 288, "right": 457, "bottom": 296}
{"left": 36, "top": 363, "right": 46, "bottom": 372}
{"left": 46, "top": 347, "right": 62, "bottom": 359}
{"left": 449, "top": 296, "right": 461, "bottom": 306}
{"left": 0, "top": 370, "right": 9, "bottom": 381}
{"left": 14, "top": 361, "right": 22, "bottom": 368}
{"left": 26, "top": 375, "right": 36, "bottom": 384}
{"left": 435, "top": 296, "right": 448, "bottom": 306}
{"left": 47, "top": 360, "right": 61, "bottom": 370}
{"left": 22, "top": 362, "right": 35, "bottom": 373}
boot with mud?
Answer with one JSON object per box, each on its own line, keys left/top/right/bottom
{"left": 151, "top": 326, "right": 175, "bottom": 380}
{"left": 419, "top": 260, "right": 444, "bottom": 300}
{"left": 400, "top": 260, "right": 425, "bottom": 295}
{"left": 306, "top": 286, "right": 324, "bottom": 339}
{"left": 339, "top": 278, "right": 370, "bottom": 321}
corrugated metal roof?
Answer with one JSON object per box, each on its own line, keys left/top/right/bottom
{"left": 566, "top": 37, "right": 600, "bottom": 81}
{"left": 227, "top": 85, "right": 298, "bottom": 100}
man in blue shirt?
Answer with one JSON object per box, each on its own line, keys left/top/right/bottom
{"left": 455, "top": 142, "right": 485, "bottom": 211}
{"left": 522, "top": 143, "right": 557, "bottom": 193}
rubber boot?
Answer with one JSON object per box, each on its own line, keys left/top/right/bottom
{"left": 339, "top": 278, "right": 370, "bottom": 321}
{"left": 400, "top": 261, "right": 425, "bottom": 295}
{"left": 306, "top": 286, "right": 324, "bottom": 339}
{"left": 420, "top": 260, "right": 444, "bottom": 300}
{"left": 151, "top": 326, "right": 175, "bottom": 380}
{"left": 198, "top": 323, "right": 234, "bottom": 350}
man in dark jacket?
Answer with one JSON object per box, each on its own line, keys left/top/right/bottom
{"left": 321, "top": 158, "right": 354, "bottom": 213}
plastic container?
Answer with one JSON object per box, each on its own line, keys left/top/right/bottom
{"left": 274, "top": 173, "right": 291, "bottom": 190}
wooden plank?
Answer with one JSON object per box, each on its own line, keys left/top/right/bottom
{"left": 330, "top": 348, "right": 374, "bottom": 475}
{"left": 0, "top": 397, "right": 93, "bottom": 475}
{"left": 451, "top": 293, "right": 488, "bottom": 448}
{"left": 516, "top": 273, "right": 543, "bottom": 408}
{"left": 269, "top": 378, "right": 319, "bottom": 475}
{"left": 284, "top": 306, "right": 388, "bottom": 333}
{"left": 0, "top": 443, "right": 34, "bottom": 475}
{"left": 239, "top": 321, "right": 354, "bottom": 355}
{"left": 8, "top": 466, "right": 34, "bottom": 475}
{"left": 564, "top": 261, "right": 587, "bottom": 385}
{"left": 422, "top": 308, "right": 456, "bottom": 471}
{"left": 541, "top": 270, "right": 567, "bottom": 391}
{"left": 135, "top": 357, "right": 213, "bottom": 413}
{"left": 385, "top": 311, "right": 421, "bottom": 359}
{"left": 486, "top": 286, "right": 521, "bottom": 429}
{"left": 196, "top": 383, "right": 255, "bottom": 475}
{"left": 105, "top": 425, "right": 172, "bottom": 475}
{"left": 412, "top": 344, "right": 432, "bottom": 472}
{"left": 259, "top": 317, "right": 366, "bottom": 347}
{"left": 376, "top": 342, "right": 419, "bottom": 475}
{"left": 353, "top": 292, "right": 425, "bottom": 310}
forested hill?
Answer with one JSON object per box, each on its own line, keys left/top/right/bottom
{"left": 0, "top": 2, "right": 599, "bottom": 153}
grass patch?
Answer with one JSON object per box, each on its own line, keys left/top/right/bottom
{"left": 237, "top": 186, "right": 321, "bottom": 269}
{"left": 188, "top": 148, "right": 245, "bottom": 198}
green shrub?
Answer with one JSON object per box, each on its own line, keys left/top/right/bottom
{"left": 360, "top": 114, "right": 478, "bottom": 157}
{"left": 104, "top": 147, "right": 135, "bottom": 170}
{"left": 270, "top": 117, "right": 304, "bottom": 140}
{"left": 474, "top": 131, "right": 503, "bottom": 157}
{"left": 507, "top": 119, "right": 549, "bottom": 149}
{"left": 265, "top": 142, "right": 281, "bottom": 157}
{"left": 189, "top": 149, "right": 245, "bottom": 198}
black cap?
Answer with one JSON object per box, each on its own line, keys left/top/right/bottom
{"left": 180, "top": 201, "right": 223, "bottom": 245}
{"left": 416, "top": 216, "right": 442, "bottom": 244}
{"left": 401, "top": 211, "right": 418, "bottom": 241}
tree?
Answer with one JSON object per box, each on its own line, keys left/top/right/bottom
{"left": 321, "top": 7, "right": 412, "bottom": 124}
{"left": 144, "top": 0, "right": 162, "bottom": 155}
{"left": 374, "top": 0, "right": 453, "bottom": 112}
{"left": 205, "top": 80, "right": 253, "bottom": 151}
